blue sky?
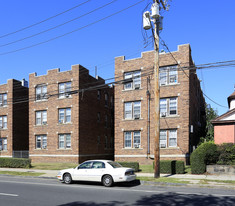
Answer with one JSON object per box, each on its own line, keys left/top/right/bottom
{"left": 0, "top": 0, "right": 234, "bottom": 115}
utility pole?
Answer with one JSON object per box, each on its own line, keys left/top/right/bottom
{"left": 143, "top": 0, "right": 167, "bottom": 178}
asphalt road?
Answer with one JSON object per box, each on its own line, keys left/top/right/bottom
{"left": 0, "top": 176, "right": 234, "bottom": 206}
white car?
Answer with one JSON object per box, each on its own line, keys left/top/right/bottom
{"left": 57, "top": 160, "right": 136, "bottom": 187}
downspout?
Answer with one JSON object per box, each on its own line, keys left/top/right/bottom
{"left": 147, "top": 77, "right": 151, "bottom": 158}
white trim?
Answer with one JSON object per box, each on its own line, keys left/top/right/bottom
{"left": 115, "top": 154, "right": 188, "bottom": 158}
{"left": 0, "top": 155, "right": 12, "bottom": 158}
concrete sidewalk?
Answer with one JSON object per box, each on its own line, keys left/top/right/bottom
{"left": 0, "top": 167, "right": 234, "bottom": 181}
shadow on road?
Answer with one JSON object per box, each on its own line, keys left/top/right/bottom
{"left": 65, "top": 180, "right": 140, "bottom": 188}
{"left": 58, "top": 192, "right": 235, "bottom": 206}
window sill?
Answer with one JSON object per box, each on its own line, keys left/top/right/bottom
{"left": 122, "top": 88, "right": 143, "bottom": 92}
{"left": 0, "top": 150, "right": 8, "bottom": 152}
{"left": 57, "top": 96, "right": 72, "bottom": 100}
{"left": 34, "top": 149, "right": 48, "bottom": 150}
{"left": 57, "top": 122, "right": 72, "bottom": 125}
{"left": 160, "top": 83, "right": 180, "bottom": 87}
{"left": 34, "top": 124, "right": 48, "bottom": 127}
{"left": 0, "top": 105, "right": 8, "bottom": 108}
{"left": 123, "top": 118, "right": 143, "bottom": 121}
{"left": 35, "top": 99, "right": 48, "bottom": 103}
{"left": 57, "top": 149, "right": 72, "bottom": 151}
{"left": 122, "top": 147, "right": 143, "bottom": 150}
{"left": 161, "top": 115, "right": 180, "bottom": 118}
{"left": 160, "top": 147, "right": 179, "bottom": 150}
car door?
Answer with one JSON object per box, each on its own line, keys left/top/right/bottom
{"left": 73, "top": 161, "right": 92, "bottom": 181}
{"left": 86, "top": 161, "right": 106, "bottom": 181}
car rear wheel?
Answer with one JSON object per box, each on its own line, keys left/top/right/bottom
{"left": 102, "top": 175, "right": 113, "bottom": 187}
{"left": 63, "top": 173, "right": 72, "bottom": 184}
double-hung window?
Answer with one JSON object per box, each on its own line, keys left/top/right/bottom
{"left": 0, "top": 138, "right": 7, "bottom": 151}
{"left": 0, "top": 116, "right": 7, "bottom": 129}
{"left": 124, "top": 131, "right": 141, "bottom": 148}
{"left": 124, "top": 70, "right": 141, "bottom": 90}
{"left": 36, "top": 85, "right": 47, "bottom": 101}
{"left": 159, "top": 65, "right": 178, "bottom": 86}
{"left": 0, "top": 93, "right": 7, "bottom": 106}
{"left": 36, "top": 110, "right": 47, "bottom": 125}
{"left": 36, "top": 135, "right": 47, "bottom": 149}
{"left": 58, "top": 134, "right": 71, "bottom": 149}
{"left": 59, "top": 108, "right": 71, "bottom": 123}
{"left": 160, "top": 97, "right": 177, "bottom": 117}
{"left": 59, "top": 82, "right": 71, "bottom": 98}
{"left": 124, "top": 101, "right": 141, "bottom": 119}
{"left": 160, "top": 129, "right": 177, "bottom": 148}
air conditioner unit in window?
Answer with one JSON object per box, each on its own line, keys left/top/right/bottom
{"left": 36, "top": 94, "right": 41, "bottom": 100}
{"left": 0, "top": 103, "right": 3, "bottom": 106}
{"left": 42, "top": 121, "right": 47, "bottom": 125}
{"left": 42, "top": 93, "right": 48, "bottom": 99}
{"left": 59, "top": 120, "right": 64, "bottom": 124}
{"left": 134, "top": 144, "right": 140, "bottom": 148}
{"left": 65, "top": 92, "right": 70, "bottom": 98}
{"left": 161, "top": 112, "right": 166, "bottom": 117}
{"left": 134, "top": 114, "right": 140, "bottom": 119}
{"left": 42, "top": 145, "right": 47, "bottom": 149}
{"left": 134, "top": 84, "right": 140, "bottom": 89}
{"left": 160, "top": 143, "right": 166, "bottom": 148}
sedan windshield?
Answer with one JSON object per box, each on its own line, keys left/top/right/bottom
{"left": 108, "top": 161, "right": 122, "bottom": 168}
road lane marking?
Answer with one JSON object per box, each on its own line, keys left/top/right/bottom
{"left": 0, "top": 179, "right": 234, "bottom": 197}
{"left": 0, "top": 193, "right": 18, "bottom": 197}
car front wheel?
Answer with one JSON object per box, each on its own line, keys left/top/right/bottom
{"left": 63, "top": 173, "right": 72, "bottom": 184}
{"left": 102, "top": 175, "right": 113, "bottom": 187}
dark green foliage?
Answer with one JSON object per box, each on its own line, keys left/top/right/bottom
{"left": 217, "top": 143, "right": 235, "bottom": 165}
{"left": 153, "top": 160, "right": 185, "bottom": 174}
{"left": 190, "top": 142, "right": 219, "bottom": 174}
{"left": 0, "top": 158, "right": 31, "bottom": 168}
{"left": 118, "top": 162, "right": 139, "bottom": 172}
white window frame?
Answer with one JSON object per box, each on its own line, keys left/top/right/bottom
{"left": 58, "top": 134, "right": 71, "bottom": 149}
{"left": 58, "top": 108, "right": 71, "bottom": 123}
{"left": 36, "top": 135, "right": 47, "bottom": 149}
{"left": 0, "top": 138, "right": 7, "bottom": 151}
{"left": 124, "top": 70, "right": 141, "bottom": 90}
{"left": 160, "top": 130, "right": 167, "bottom": 148}
{"left": 124, "top": 131, "right": 141, "bottom": 149}
{"left": 36, "top": 85, "right": 47, "bottom": 101}
{"left": 160, "top": 97, "right": 177, "bottom": 117}
{"left": 59, "top": 82, "right": 71, "bottom": 98}
{"left": 36, "top": 110, "right": 47, "bottom": 125}
{"left": 169, "top": 129, "right": 177, "bottom": 147}
{"left": 159, "top": 65, "right": 178, "bottom": 86}
{"left": 0, "top": 93, "right": 7, "bottom": 106}
{"left": 124, "top": 101, "right": 141, "bottom": 120}
{"left": 0, "top": 116, "right": 7, "bottom": 129}
{"left": 160, "top": 129, "right": 177, "bottom": 148}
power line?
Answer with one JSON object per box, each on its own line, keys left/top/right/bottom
{"left": 0, "top": 0, "right": 118, "bottom": 48}
{"left": 0, "top": 0, "right": 145, "bottom": 56}
{"left": 0, "top": 0, "right": 91, "bottom": 39}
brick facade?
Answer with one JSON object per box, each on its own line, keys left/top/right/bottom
{"left": 29, "top": 65, "right": 114, "bottom": 163}
{"left": 0, "top": 79, "right": 29, "bottom": 157}
{"left": 114, "top": 44, "right": 206, "bottom": 164}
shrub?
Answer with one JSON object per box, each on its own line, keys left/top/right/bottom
{"left": 118, "top": 162, "right": 139, "bottom": 172}
{"left": 190, "top": 142, "right": 219, "bottom": 174}
{"left": 153, "top": 160, "right": 185, "bottom": 174}
{"left": 217, "top": 143, "right": 235, "bottom": 165}
{"left": 0, "top": 158, "right": 31, "bottom": 168}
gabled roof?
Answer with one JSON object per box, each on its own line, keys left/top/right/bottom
{"left": 211, "top": 108, "right": 235, "bottom": 125}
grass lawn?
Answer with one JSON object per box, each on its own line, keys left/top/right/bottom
{"left": 0, "top": 171, "right": 45, "bottom": 176}
{"left": 31, "top": 162, "right": 77, "bottom": 170}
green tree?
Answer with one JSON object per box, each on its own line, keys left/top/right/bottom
{"left": 200, "top": 104, "right": 218, "bottom": 144}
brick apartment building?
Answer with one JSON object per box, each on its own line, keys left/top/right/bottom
{"left": 0, "top": 79, "right": 29, "bottom": 157}
{"left": 29, "top": 65, "right": 114, "bottom": 163}
{"left": 114, "top": 44, "right": 206, "bottom": 164}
